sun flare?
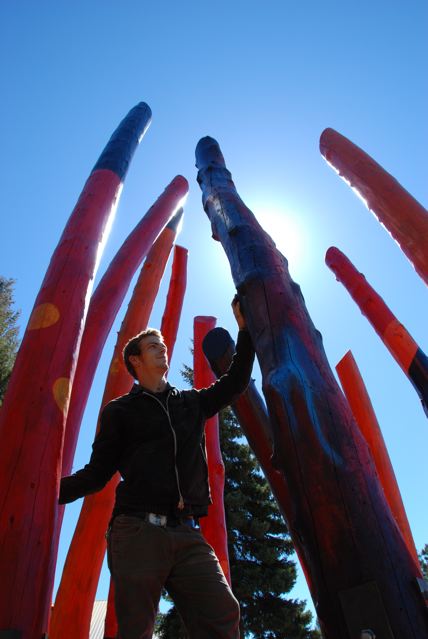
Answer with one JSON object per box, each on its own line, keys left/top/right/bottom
{"left": 252, "top": 202, "right": 305, "bottom": 272}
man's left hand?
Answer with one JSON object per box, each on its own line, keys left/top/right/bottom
{"left": 231, "top": 295, "right": 246, "bottom": 329}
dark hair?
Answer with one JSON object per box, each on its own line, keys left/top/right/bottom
{"left": 123, "top": 328, "right": 163, "bottom": 379}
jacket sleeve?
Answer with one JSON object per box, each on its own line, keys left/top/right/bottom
{"left": 199, "top": 329, "right": 255, "bottom": 419}
{"left": 58, "top": 401, "right": 123, "bottom": 504}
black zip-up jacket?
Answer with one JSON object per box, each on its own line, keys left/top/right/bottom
{"left": 59, "top": 329, "right": 254, "bottom": 520}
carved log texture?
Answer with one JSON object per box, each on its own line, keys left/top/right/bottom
{"left": 336, "top": 350, "right": 419, "bottom": 566}
{"left": 194, "top": 316, "right": 231, "bottom": 585}
{"left": 320, "top": 127, "right": 428, "bottom": 286}
{"left": 0, "top": 102, "right": 151, "bottom": 639}
{"left": 326, "top": 246, "right": 428, "bottom": 417}
{"left": 102, "top": 241, "right": 188, "bottom": 638}
{"left": 50, "top": 214, "right": 181, "bottom": 639}
{"left": 195, "top": 136, "right": 428, "bottom": 639}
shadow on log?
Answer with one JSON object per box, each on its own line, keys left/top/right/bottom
{"left": 195, "top": 136, "right": 428, "bottom": 639}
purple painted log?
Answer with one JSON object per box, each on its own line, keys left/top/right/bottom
{"left": 202, "top": 328, "right": 292, "bottom": 518}
{"left": 195, "top": 136, "right": 428, "bottom": 639}
{"left": 202, "top": 328, "right": 312, "bottom": 585}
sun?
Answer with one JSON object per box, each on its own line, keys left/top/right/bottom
{"left": 252, "top": 201, "right": 305, "bottom": 273}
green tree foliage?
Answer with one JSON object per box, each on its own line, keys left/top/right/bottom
{"left": 0, "top": 277, "right": 20, "bottom": 405}
{"left": 157, "top": 364, "right": 319, "bottom": 638}
{"left": 419, "top": 544, "right": 428, "bottom": 580}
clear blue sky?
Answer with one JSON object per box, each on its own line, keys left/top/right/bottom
{"left": 1, "top": 0, "right": 427, "bottom": 623}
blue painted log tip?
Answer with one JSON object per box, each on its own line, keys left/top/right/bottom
{"left": 166, "top": 207, "right": 184, "bottom": 232}
{"left": 92, "top": 102, "right": 152, "bottom": 180}
{"left": 195, "top": 136, "right": 226, "bottom": 169}
{"left": 202, "top": 327, "right": 233, "bottom": 360}
{"left": 408, "top": 348, "right": 428, "bottom": 417}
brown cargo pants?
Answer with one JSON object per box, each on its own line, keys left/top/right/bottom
{"left": 107, "top": 514, "right": 240, "bottom": 639}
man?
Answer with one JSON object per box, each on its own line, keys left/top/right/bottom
{"left": 59, "top": 296, "right": 255, "bottom": 639}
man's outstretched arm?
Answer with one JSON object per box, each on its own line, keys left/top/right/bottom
{"left": 59, "top": 402, "right": 123, "bottom": 504}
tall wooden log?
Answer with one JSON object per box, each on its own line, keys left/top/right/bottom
{"left": 326, "top": 246, "right": 428, "bottom": 417}
{"left": 102, "top": 242, "right": 188, "bottom": 639}
{"left": 320, "top": 127, "right": 428, "bottom": 286}
{"left": 160, "top": 245, "right": 188, "bottom": 364}
{"left": 50, "top": 215, "right": 181, "bottom": 639}
{"left": 0, "top": 102, "right": 151, "bottom": 639}
{"left": 63, "top": 190, "right": 187, "bottom": 478}
{"left": 51, "top": 206, "right": 186, "bottom": 625}
{"left": 195, "top": 136, "right": 428, "bottom": 639}
{"left": 103, "top": 580, "right": 117, "bottom": 639}
{"left": 194, "top": 316, "right": 231, "bottom": 585}
{"left": 336, "top": 350, "right": 419, "bottom": 566}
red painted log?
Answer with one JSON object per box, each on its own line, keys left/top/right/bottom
{"left": 194, "top": 316, "right": 231, "bottom": 585}
{"left": 103, "top": 580, "right": 117, "bottom": 639}
{"left": 202, "top": 327, "right": 313, "bottom": 590}
{"left": 0, "top": 102, "right": 151, "bottom": 639}
{"left": 160, "top": 245, "right": 188, "bottom": 365}
{"left": 196, "top": 136, "right": 428, "bottom": 639}
{"left": 51, "top": 204, "right": 186, "bottom": 628}
{"left": 103, "top": 242, "right": 188, "bottom": 638}
{"left": 336, "top": 350, "right": 419, "bottom": 567}
{"left": 63, "top": 184, "right": 188, "bottom": 478}
{"left": 50, "top": 215, "right": 181, "bottom": 639}
{"left": 326, "top": 246, "right": 428, "bottom": 417}
{"left": 320, "top": 127, "right": 428, "bottom": 286}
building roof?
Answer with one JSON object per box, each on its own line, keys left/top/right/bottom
{"left": 90, "top": 601, "right": 159, "bottom": 639}
{"left": 90, "top": 601, "right": 107, "bottom": 639}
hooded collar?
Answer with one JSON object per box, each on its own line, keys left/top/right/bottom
{"left": 129, "top": 382, "right": 174, "bottom": 397}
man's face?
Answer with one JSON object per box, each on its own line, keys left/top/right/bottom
{"left": 135, "top": 335, "right": 169, "bottom": 375}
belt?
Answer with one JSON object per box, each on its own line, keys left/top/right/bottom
{"left": 142, "top": 512, "right": 199, "bottom": 529}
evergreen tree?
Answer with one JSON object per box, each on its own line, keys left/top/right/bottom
{"left": 0, "top": 277, "right": 20, "bottom": 405}
{"left": 419, "top": 544, "right": 428, "bottom": 580}
{"left": 157, "top": 364, "right": 319, "bottom": 638}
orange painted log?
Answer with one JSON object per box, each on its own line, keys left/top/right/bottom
{"left": 62, "top": 183, "right": 188, "bottom": 478}
{"left": 326, "top": 246, "right": 428, "bottom": 416}
{"left": 0, "top": 102, "right": 151, "bottom": 639}
{"left": 320, "top": 127, "right": 428, "bottom": 286}
{"left": 50, "top": 213, "right": 182, "bottom": 639}
{"left": 194, "top": 316, "right": 231, "bottom": 585}
{"left": 336, "top": 350, "right": 419, "bottom": 566}
{"left": 103, "top": 242, "right": 188, "bottom": 638}
{"left": 160, "top": 245, "right": 188, "bottom": 364}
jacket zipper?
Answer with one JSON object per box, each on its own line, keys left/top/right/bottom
{"left": 143, "top": 391, "right": 185, "bottom": 510}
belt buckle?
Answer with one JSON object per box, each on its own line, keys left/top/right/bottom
{"left": 148, "top": 512, "right": 167, "bottom": 527}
